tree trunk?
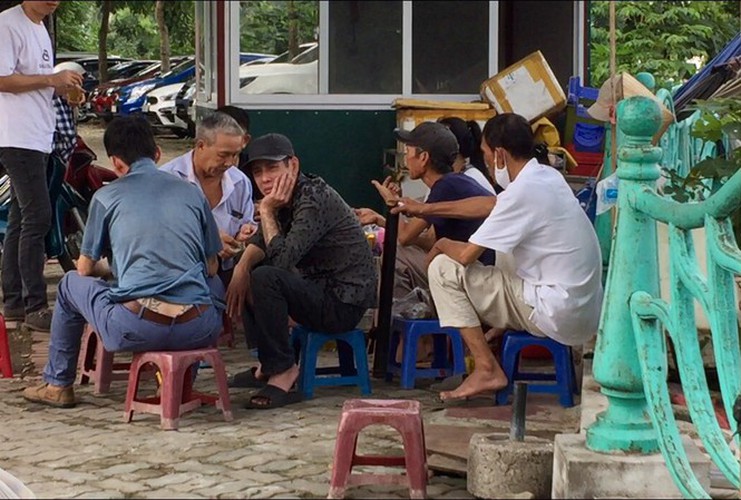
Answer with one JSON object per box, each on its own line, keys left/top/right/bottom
{"left": 287, "top": 0, "right": 298, "bottom": 60}
{"left": 156, "top": 0, "right": 170, "bottom": 73}
{"left": 98, "top": 0, "right": 111, "bottom": 83}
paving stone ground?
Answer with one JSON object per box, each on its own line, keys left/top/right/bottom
{"left": 0, "top": 263, "right": 580, "bottom": 499}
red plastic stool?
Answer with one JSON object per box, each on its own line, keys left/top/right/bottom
{"left": 78, "top": 325, "right": 131, "bottom": 394}
{"left": 123, "top": 347, "right": 233, "bottom": 430}
{"left": 0, "top": 314, "right": 13, "bottom": 378}
{"left": 329, "top": 399, "right": 428, "bottom": 499}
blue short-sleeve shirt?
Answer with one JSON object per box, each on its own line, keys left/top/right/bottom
{"left": 81, "top": 158, "right": 222, "bottom": 304}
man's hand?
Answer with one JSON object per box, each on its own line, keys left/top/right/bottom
{"left": 371, "top": 176, "right": 402, "bottom": 207}
{"left": 390, "top": 196, "right": 426, "bottom": 217}
{"left": 236, "top": 223, "right": 258, "bottom": 242}
{"left": 50, "top": 70, "right": 83, "bottom": 94}
{"left": 260, "top": 166, "right": 298, "bottom": 213}
{"left": 354, "top": 207, "right": 383, "bottom": 226}
{"left": 218, "top": 232, "right": 242, "bottom": 259}
{"left": 226, "top": 264, "right": 252, "bottom": 320}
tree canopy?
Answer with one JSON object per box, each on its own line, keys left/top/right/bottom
{"left": 589, "top": 1, "right": 740, "bottom": 89}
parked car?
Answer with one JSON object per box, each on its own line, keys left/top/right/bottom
{"left": 72, "top": 56, "right": 131, "bottom": 81}
{"left": 115, "top": 57, "right": 195, "bottom": 115}
{"left": 82, "top": 59, "right": 155, "bottom": 92}
{"left": 89, "top": 57, "right": 190, "bottom": 121}
{"left": 239, "top": 43, "right": 318, "bottom": 95}
{"left": 174, "top": 79, "right": 196, "bottom": 138}
{"left": 142, "top": 82, "right": 188, "bottom": 137}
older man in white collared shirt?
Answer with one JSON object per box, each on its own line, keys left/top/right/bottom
{"left": 160, "top": 112, "right": 256, "bottom": 284}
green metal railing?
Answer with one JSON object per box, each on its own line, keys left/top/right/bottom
{"left": 585, "top": 94, "right": 740, "bottom": 498}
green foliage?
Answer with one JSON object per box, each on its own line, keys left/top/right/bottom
{"left": 55, "top": 1, "right": 97, "bottom": 52}
{"left": 589, "top": 1, "right": 740, "bottom": 89}
{"left": 662, "top": 97, "right": 741, "bottom": 239}
{"left": 56, "top": 1, "right": 194, "bottom": 58}
{"left": 239, "top": 0, "right": 318, "bottom": 55}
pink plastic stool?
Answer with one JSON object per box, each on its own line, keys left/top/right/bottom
{"left": 0, "top": 314, "right": 13, "bottom": 378}
{"left": 123, "top": 347, "right": 233, "bottom": 430}
{"left": 329, "top": 399, "right": 428, "bottom": 499}
{"left": 78, "top": 325, "right": 131, "bottom": 394}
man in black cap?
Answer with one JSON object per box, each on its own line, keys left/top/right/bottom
{"left": 225, "top": 133, "right": 378, "bottom": 409}
{"left": 362, "top": 121, "right": 496, "bottom": 300}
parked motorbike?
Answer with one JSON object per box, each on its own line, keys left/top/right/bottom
{"left": 0, "top": 135, "right": 118, "bottom": 272}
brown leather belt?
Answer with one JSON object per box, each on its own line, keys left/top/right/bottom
{"left": 122, "top": 301, "right": 208, "bottom": 325}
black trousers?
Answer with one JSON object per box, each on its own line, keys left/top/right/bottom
{"left": 244, "top": 266, "right": 366, "bottom": 377}
{"left": 0, "top": 148, "right": 51, "bottom": 313}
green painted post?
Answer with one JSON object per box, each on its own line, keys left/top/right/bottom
{"left": 586, "top": 96, "right": 663, "bottom": 453}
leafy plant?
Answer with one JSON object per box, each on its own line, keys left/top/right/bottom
{"left": 662, "top": 97, "right": 741, "bottom": 238}
{"left": 589, "top": 1, "right": 740, "bottom": 89}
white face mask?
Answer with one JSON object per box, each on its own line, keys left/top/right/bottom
{"left": 493, "top": 152, "right": 510, "bottom": 190}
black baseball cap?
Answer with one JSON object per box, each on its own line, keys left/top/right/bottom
{"left": 245, "top": 133, "right": 295, "bottom": 166}
{"left": 394, "top": 121, "right": 459, "bottom": 166}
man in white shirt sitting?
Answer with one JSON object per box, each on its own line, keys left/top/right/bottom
{"left": 160, "top": 111, "right": 256, "bottom": 285}
{"left": 392, "top": 113, "right": 603, "bottom": 402}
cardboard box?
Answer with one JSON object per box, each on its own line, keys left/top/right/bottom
{"left": 480, "top": 50, "right": 566, "bottom": 123}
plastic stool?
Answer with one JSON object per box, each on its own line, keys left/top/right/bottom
{"left": 0, "top": 314, "right": 12, "bottom": 378}
{"left": 78, "top": 325, "right": 131, "bottom": 394}
{"left": 290, "top": 326, "right": 371, "bottom": 400}
{"left": 386, "top": 318, "right": 466, "bottom": 389}
{"left": 123, "top": 347, "right": 233, "bottom": 430}
{"left": 328, "top": 399, "right": 428, "bottom": 499}
{"left": 496, "top": 330, "right": 578, "bottom": 408}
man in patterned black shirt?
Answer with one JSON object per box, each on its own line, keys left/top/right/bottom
{"left": 226, "top": 133, "right": 377, "bottom": 409}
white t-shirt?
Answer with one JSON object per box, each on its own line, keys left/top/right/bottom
{"left": 0, "top": 5, "right": 55, "bottom": 153}
{"left": 469, "top": 159, "right": 603, "bottom": 345}
{"left": 160, "top": 151, "right": 255, "bottom": 270}
{"left": 463, "top": 162, "right": 496, "bottom": 194}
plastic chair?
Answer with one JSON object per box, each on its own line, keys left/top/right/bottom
{"left": 328, "top": 399, "right": 428, "bottom": 499}
{"left": 123, "top": 347, "right": 232, "bottom": 430}
{"left": 386, "top": 317, "right": 466, "bottom": 389}
{"left": 78, "top": 325, "right": 131, "bottom": 394}
{"left": 495, "top": 330, "right": 578, "bottom": 408}
{"left": 0, "top": 315, "right": 12, "bottom": 378}
{"left": 290, "top": 325, "right": 371, "bottom": 400}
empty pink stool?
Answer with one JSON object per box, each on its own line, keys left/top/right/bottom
{"left": 329, "top": 399, "right": 428, "bottom": 499}
{"left": 78, "top": 325, "right": 131, "bottom": 394}
{"left": 123, "top": 347, "right": 232, "bottom": 430}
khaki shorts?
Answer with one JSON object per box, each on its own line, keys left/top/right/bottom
{"left": 427, "top": 254, "right": 544, "bottom": 335}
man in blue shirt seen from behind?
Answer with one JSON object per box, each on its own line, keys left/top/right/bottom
{"left": 23, "top": 116, "right": 225, "bottom": 409}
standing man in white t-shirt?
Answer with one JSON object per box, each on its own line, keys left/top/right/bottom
{"left": 0, "top": 1, "right": 84, "bottom": 331}
{"left": 392, "top": 113, "right": 603, "bottom": 402}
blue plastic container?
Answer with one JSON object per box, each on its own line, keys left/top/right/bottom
{"left": 573, "top": 122, "right": 606, "bottom": 153}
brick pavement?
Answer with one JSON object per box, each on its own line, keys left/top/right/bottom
{"left": 0, "top": 264, "right": 579, "bottom": 499}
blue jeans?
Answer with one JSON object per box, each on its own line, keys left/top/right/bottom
{"left": 43, "top": 272, "right": 225, "bottom": 387}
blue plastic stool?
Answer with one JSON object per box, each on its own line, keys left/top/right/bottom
{"left": 496, "top": 330, "right": 578, "bottom": 408}
{"left": 386, "top": 318, "right": 466, "bottom": 389}
{"left": 290, "top": 325, "right": 372, "bottom": 400}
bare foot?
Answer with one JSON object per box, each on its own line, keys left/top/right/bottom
{"left": 439, "top": 368, "right": 507, "bottom": 401}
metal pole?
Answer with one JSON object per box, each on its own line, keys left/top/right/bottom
{"left": 371, "top": 210, "right": 399, "bottom": 378}
{"left": 510, "top": 382, "right": 527, "bottom": 442}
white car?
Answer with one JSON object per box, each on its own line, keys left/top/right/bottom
{"left": 142, "top": 82, "right": 188, "bottom": 137}
{"left": 239, "top": 43, "right": 318, "bottom": 95}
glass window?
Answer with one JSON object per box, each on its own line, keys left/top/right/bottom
{"left": 238, "top": 1, "right": 319, "bottom": 95}
{"left": 412, "top": 1, "right": 489, "bottom": 94}
{"left": 195, "top": 1, "right": 216, "bottom": 100}
{"left": 328, "top": 1, "right": 402, "bottom": 94}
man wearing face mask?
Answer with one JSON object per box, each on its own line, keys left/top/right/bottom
{"left": 391, "top": 113, "right": 603, "bottom": 403}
